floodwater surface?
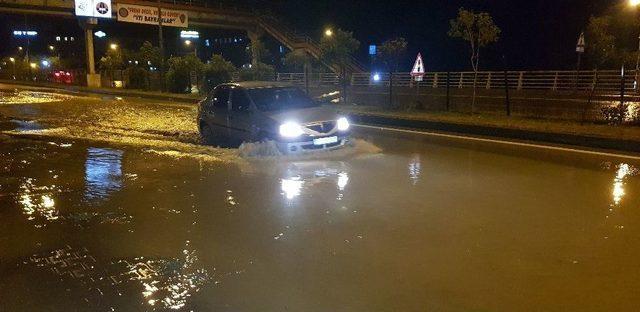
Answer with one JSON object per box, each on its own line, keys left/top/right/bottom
{"left": 1, "top": 89, "right": 640, "bottom": 311}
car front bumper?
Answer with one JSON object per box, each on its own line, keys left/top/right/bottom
{"left": 276, "top": 135, "right": 349, "bottom": 154}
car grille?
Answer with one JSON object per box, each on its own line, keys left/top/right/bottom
{"left": 306, "top": 121, "right": 336, "bottom": 133}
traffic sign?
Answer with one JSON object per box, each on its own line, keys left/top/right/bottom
{"left": 576, "top": 32, "right": 585, "bottom": 53}
{"left": 75, "top": 0, "right": 112, "bottom": 18}
{"left": 411, "top": 53, "right": 425, "bottom": 82}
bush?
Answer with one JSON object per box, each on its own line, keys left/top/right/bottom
{"left": 165, "top": 54, "right": 204, "bottom": 93}
{"left": 601, "top": 104, "right": 628, "bottom": 125}
{"left": 127, "top": 67, "right": 148, "bottom": 89}
{"left": 203, "top": 55, "right": 236, "bottom": 93}
{"left": 238, "top": 62, "right": 275, "bottom": 81}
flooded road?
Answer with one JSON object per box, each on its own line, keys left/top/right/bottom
{"left": 2, "top": 89, "right": 640, "bottom": 311}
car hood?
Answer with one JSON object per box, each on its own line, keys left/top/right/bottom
{"left": 264, "top": 105, "right": 341, "bottom": 124}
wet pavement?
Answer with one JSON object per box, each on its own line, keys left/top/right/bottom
{"left": 2, "top": 88, "right": 640, "bottom": 311}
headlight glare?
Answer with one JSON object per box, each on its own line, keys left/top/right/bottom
{"left": 279, "top": 122, "right": 304, "bottom": 138}
{"left": 337, "top": 117, "right": 350, "bottom": 131}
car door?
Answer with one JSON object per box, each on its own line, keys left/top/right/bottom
{"left": 203, "top": 86, "right": 231, "bottom": 137}
{"left": 228, "top": 87, "right": 256, "bottom": 142}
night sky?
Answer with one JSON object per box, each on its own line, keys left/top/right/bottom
{"left": 0, "top": 0, "right": 631, "bottom": 71}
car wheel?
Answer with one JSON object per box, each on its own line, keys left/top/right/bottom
{"left": 200, "top": 123, "right": 220, "bottom": 146}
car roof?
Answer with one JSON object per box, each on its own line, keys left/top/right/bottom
{"left": 220, "top": 81, "right": 293, "bottom": 89}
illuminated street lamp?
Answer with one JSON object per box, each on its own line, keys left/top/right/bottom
{"left": 184, "top": 40, "right": 192, "bottom": 46}
{"left": 110, "top": 43, "right": 118, "bottom": 50}
{"left": 48, "top": 45, "right": 55, "bottom": 51}
{"left": 324, "top": 28, "right": 333, "bottom": 37}
{"left": 17, "top": 46, "right": 23, "bottom": 52}
{"left": 30, "top": 62, "right": 37, "bottom": 69}
{"left": 8, "top": 57, "right": 16, "bottom": 79}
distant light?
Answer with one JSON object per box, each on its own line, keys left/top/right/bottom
{"left": 94, "top": 31, "right": 107, "bottom": 38}
{"left": 369, "top": 45, "right": 377, "bottom": 56}
{"left": 41, "top": 60, "right": 50, "bottom": 67}
{"left": 30, "top": 63, "right": 37, "bottom": 69}
{"left": 48, "top": 45, "right": 55, "bottom": 51}
{"left": 324, "top": 29, "right": 333, "bottom": 37}
{"left": 17, "top": 46, "right": 23, "bottom": 51}
{"left": 55, "top": 36, "right": 61, "bottom": 41}
{"left": 180, "top": 30, "right": 199, "bottom": 39}
{"left": 110, "top": 43, "right": 118, "bottom": 50}
{"left": 631, "top": 0, "right": 640, "bottom": 6}
{"left": 9, "top": 57, "right": 15, "bottom": 62}
{"left": 134, "top": 60, "right": 138, "bottom": 65}
{"left": 205, "top": 39, "right": 210, "bottom": 47}
{"left": 13, "top": 30, "right": 38, "bottom": 37}
{"left": 184, "top": 40, "right": 192, "bottom": 46}
{"left": 372, "top": 73, "right": 381, "bottom": 82}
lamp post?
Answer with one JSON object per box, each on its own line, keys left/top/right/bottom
{"left": 631, "top": 0, "right": 640, "bottom": 91}
{"left": 9, "top": 57, "right": 15, "bottom": 79}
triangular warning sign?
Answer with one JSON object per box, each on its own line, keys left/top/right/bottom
{"left": 576, "top": 32, "right": 585, "bottom": 53}
{"left": 411, "top": 53, "right": 425, "bottom": 76}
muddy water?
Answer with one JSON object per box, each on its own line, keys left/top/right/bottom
{"left": 2, "top": 91, "right": 640, "bottom": 311}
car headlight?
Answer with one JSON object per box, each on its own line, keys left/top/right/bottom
{"left": 279, "top": 122, "right": 304, "bottom": 138}
{"left": 337, "top": 117, "right": 350, "bottom": 131}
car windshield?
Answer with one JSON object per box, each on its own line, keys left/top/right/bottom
{"left": 248, "top": 87, "right": 318, "bottom": 111}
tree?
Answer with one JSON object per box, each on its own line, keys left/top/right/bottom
{"left": 449, "top": 8, "right": 500, "bottom": 112}
{"left": 165, "top": 54, "right": 205, "bottom": 93}
{"left": 99, "top": 48, "right": 125, "bottom": 71}
{"left": 248, "top": 38, "right": 272, "bottom": 65}
{"left": 239, "top": 62, "right": 275, "bottom": 81}
{"left": 319, "top": 28, "right": 360, "bottom": 74}
{"left": 319, "top": 28, "right": 360, "bottom": 103}
{"left": 283, "top": 49, "right": 312, "bottom": 72}
{"left": 203, "top": 54, "right": 236, "bottom": 93}
{"left": 138, "top": 41, "right": 162, "bottom": 69}
{"left": 378, "top": 37, "right": 408, "bottom": 72}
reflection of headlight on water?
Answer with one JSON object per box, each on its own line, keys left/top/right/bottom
{"left": 282, "top": 177, "right": 303, "bottom": 199}
{"left": 337, "top": 172, "right": 349, "bottom": 190}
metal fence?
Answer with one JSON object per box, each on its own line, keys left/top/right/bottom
{"left": 277, "top": 70, "right": 638, "bottom": 92}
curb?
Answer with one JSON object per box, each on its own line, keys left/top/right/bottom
{"left": 348, "top": 113, "right": 640, "bottom": 154}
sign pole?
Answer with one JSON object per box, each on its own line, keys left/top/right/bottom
{"left": 575, "top": 31, "right": 585, "bottom": 91}
{"left": 158, "top": 0, "right": 165, "bottom": 92}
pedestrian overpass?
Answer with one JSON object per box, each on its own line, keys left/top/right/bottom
{"left": 0, "top": 0, "right": 366, "bottom": 86}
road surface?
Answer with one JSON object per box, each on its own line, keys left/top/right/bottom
{"left": 1, "top": 87, "right": 640, "bottom": 311}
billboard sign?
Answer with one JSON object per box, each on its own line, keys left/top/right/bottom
{"left": 116, "top": 4, "right": 188, "bottom": 28}
{"left": 75, "top": 0, "right": 112, "bottom": 18}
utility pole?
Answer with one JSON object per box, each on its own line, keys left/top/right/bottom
{"left": 158, "top": 0, "right": 165, "bottom": 92}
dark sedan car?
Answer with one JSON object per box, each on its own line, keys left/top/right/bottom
{"left": 197, "top": 81, "right": 351, "bottom": 154}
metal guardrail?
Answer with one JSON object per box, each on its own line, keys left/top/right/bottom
{"left": 278, "top": 70, "right": 638, "bottom": 92}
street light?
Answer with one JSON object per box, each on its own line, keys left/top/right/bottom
{"left": 110, "top": 43, "right": 118, "bottom": 50}
{"left": 48, "top": 45, "right": 55, "bottom": 51}
{"left": 17, "top": 46, "right": 23, "bottom": 51}
{"left": 184, "top": 40, "right": 192, "bottom": 46}
{"left": 9, "top": 57, "right": 16, "bottom": 79}
{"left": 324, "top": 28, "right": 333, "bottom": 37}
{"left": 30, "top": 63, "right": 37, "bottom": 69}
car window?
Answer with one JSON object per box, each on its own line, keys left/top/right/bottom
{"left": 212, "top": 87, "right": 230, "bottom": 110}
{"left": 248, "top": 87, "right": 319, "bottom": 111}
{"left": 231, "top": 88, "right": 252, "bottom": 112}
